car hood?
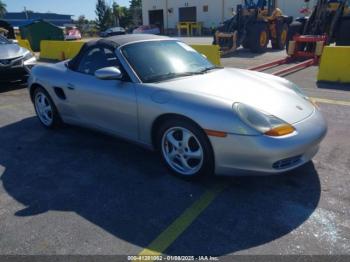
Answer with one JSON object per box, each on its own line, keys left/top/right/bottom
{"left": 0, "top": 44, "right": 27, "bottom": 60}
{"left": 151, "top": 68, "right": 314, "bottom": 124}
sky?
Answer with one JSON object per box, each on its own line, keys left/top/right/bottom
{"left": 3, "top": 0, "right": 131, "bottom": 20}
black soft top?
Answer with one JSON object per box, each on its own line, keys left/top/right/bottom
{"left": 107, "top": 34, "right": 170, "bottom": 46}
{"left": 68, "top": 34, "right": 171, "bottom": 70}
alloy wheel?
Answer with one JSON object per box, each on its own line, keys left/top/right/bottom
{"left": 161, "top": 127, "right": 204, "bottom": 176}
{"left": 34, "top": 92, "right": 53, "bottom": 126}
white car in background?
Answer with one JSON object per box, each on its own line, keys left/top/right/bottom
{"left": 65, "top": 28, "right": 82, "bottom": 41}
{"left": 133, "top": 25, "right": 160, "bottom": 35}
{"left": 0, "top": 35, "right": 36, "bottom": 82}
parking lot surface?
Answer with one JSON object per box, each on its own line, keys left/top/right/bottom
{"left": 0, "top": 44, "right": 350, "bottom": 256}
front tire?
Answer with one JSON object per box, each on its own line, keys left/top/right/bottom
{"left": 33, "top": 87, "right": 61, "bottom": 129}
{"left": 248, "top": 23, "right": 269, "bottom": 53}
{"left": 272, "top": 23, "right": 288, "bottom": 50}
{"left": 336, "top": 17, "right": 350, "bottom": 46}
{"left": 157, "top": 118, "right": 214, "bottom": 178}
{"left": 285, "top": 21, "right": 303, "bottom": 52}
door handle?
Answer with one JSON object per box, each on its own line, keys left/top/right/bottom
{"left": 67, "top": 83, "right": 75, "bottom": 90}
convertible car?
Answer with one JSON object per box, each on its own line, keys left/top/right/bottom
{"left": 28, "top": 34, "right": 327, "bottom": 177}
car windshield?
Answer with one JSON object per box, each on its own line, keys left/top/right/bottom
{"left": 121, "top": 40, "right": 219, "bottom": 83}
{"left": 0, "top": 35, "right": 10, "bottom": 45}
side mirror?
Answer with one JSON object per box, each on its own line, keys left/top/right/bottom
{"left": 95, "top": 67, "right": 123, "bottom": 80}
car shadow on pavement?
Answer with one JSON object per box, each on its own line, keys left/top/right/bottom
{"left": 0, "top": 117, "right": 321, "bottom": 255}
{"left": 317, "top": 81, "right": 350, "bottom": 92}
{"left": 0, "top": 80, "right": 27, "bottom": 93}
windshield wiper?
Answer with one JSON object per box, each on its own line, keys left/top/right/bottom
{"left": 144, "top": 71, "right": 204, "bottom": 83}
{"left": 144, "top": 66, "right": 224, "bottom": 83}
{"left": 198, "top": 65, "right": 223, "bottom": 73}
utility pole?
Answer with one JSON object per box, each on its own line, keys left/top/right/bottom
{"left": 24, "top": 6, "right": 29, "bottom": 20}
{"left": 166, "top": 0, "right": 168, "bottom": 34}
{"left": 222, "top": 0, "right": 225, "bottom": 22}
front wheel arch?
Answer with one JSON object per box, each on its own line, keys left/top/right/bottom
{"left": 32, "top": 86, "right": 62, "bottom": 128}
{"left": 151, "top": 114, "right": 208, "bottom": 150}
{"left": 30, "top": 83, "right": 44, "bottom": 102}
{"left": 153, "top": 114, "right": 215, "bottom": 177}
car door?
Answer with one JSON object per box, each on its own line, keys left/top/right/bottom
{"left": 65, "top": 46, "right": 138, "bottom": 141}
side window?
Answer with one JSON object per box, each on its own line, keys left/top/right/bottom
{"left": 103, "top": 48, "right": 119, "bottom": 67}
{"left": 77, "top": 47, "right": 107, "bottom": 75}
{"left": 76, "top": 46, "right": 130, "bottom": 81}
{"left": 103, "top": 47, "right": 131, "bottom": 82}
{"left": 77, "top": 47, "right": 119, "bottom": 75}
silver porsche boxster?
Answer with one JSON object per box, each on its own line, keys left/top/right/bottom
{"left": 28, "top": 34, "right": 327, "bottom": 177}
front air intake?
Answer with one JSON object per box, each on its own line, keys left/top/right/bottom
{"left": 272, "top": 155, "right": 302, "bottom": 170}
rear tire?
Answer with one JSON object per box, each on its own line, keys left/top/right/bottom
{"left": 336, "top": 17, "right": 350, "bottom": 46}
{"left": 248, "top": 23, "right": 269, "bottom": 53}
{"left": 285, "top": 21, "right": 303, "bottom": 53}
{"left": 156, "top": 118, "right": 214, "bottom": 179}
{"left": 272, "top": 23, "right": 288, "bottom": 50}
{"left": 242, "top": 38, "right": 250, "bottom": 49}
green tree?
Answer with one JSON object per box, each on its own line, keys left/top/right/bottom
{"left": 0, "top": 0, "right": 7, "bottom": 18}
{"left": 129, "top": 0, "right": 141, "bottom": 9}
{"left": 76, "top": 15, "right": 89, "bottom": 34}
{"left": 112, "top": 2, "right": 127, "bottom": 27}
{"left": 129, "top": 0, "right": 142, "bottom": 27}
{"left": 95, "top": 0, "right": 112, "bottom": 31}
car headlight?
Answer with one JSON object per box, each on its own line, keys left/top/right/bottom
{"left": 23, "top": 51, "right": 34, "bottom": 61}
{"left": 233, "top": 103, "right": 295, "bottom": 137}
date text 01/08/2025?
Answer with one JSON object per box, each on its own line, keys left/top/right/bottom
{"left": 127, "top": 255, "right": 219, "bottom": 261}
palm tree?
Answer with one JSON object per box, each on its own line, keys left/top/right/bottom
{"left": 0, "top": 0, "right": 7, "bottom": 18}
{"left": 112, "top": 2, "right": 126, "bottom": 27}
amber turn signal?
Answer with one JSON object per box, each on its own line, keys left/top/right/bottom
{"left": 264, "top": 124, "right": 295, "bottom": 137}
{"left": 205, "top": 129, "right": 228, "bottom": 138}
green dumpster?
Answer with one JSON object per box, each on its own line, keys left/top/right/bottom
{"left": 19, "top": 20, "right": 64, "bottom": 52}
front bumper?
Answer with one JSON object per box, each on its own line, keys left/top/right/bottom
{"left": 0, "top": 57, "right": 36, "bottom": 81}
{"left": 210, "top": 108, "right": 327, "bottom": 176}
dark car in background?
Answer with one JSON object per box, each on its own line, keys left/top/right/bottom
{"left": 132, "top": 25, "right": 160, "bottom": 35}
{"left": 100, "top": 27, "right": 126, "bottom": 37}
{"left": 0, "top": 35, "right": 36, "bottom": 82}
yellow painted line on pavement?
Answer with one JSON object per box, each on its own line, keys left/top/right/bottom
{"left": 0, "top": 104, "right": 17, "bottom": 110}
{"left": 312, "top": 97, "right": 350, "bottom": 107}
{"left": 137, "top": 183, "right": 228, "bottom": 260}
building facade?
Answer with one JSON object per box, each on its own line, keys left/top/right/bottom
{"left": 142, "top": 0, "right": 317, "bottom": 31}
